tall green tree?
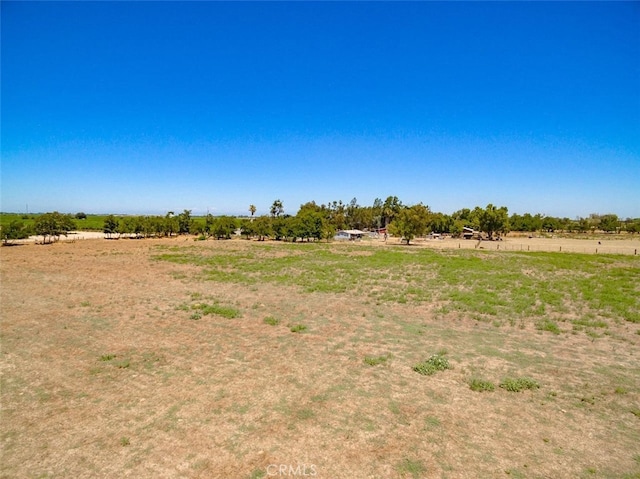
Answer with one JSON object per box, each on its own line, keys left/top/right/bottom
{"left": 253, "top": 215, "right": 272, "bottom": 241}
{"left": 34, "top": 212, "right": 76, "bottom": 244}
{"left": 477, "top": 204, "right": 509, "bottom": 239}
{"left": 388, "top": 203, "right": 430, "bottom": 244}
{"left": 270, "top": 199, "right": 284, "bottom": 218}
{"left": 103, "top": 215, "right": 120, "bottom": 239}
{"left": 211, "top": 216, "right": 237, "bottom": 239}
{"left": 177, "top": 209, "right": 193, "bottom": 234}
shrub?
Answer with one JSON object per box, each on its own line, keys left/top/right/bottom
{"left": 413, "top": 353, "right": 451, "bottom": 376}
{"left": 500, "top": 377, "right": 540, "bottom": 392}
{"left": 290, "top": 324, "right": 307, "bottom": 333}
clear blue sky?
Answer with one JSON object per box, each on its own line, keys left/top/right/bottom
{"left": 2, "top": 1, "right": 639, "bottom": 218}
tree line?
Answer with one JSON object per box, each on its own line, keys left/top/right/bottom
{"left": 1, "top": 199, "right": 639, "bottom": 245}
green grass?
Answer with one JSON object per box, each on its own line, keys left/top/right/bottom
{"left": 263, "top": 316, "right": 281, "bottom": 326}
{"left": 469, "top": 377, "right": 496, "bottom": 392}
{"left": 155, "top": 244, "right": 640, "bottom": 326}
{"left": 364, "top": 354, "right": 391, "bottom": 366}
{"left": 397, "top": 458, "right": 426, "bottom": 478}
{"left": 500, "top": 377, "right": 540, "bottom": 392}
{"left": 290, "top": 324, "right": 307, "bottom": 333}
{"left": 192, "top": 302, "right": 241, "bottom": 319}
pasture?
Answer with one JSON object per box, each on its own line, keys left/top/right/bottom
{"left": 1, "top": 238, "right": 639, "bottom": 478}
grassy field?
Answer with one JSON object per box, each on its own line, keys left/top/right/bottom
{"left": 1, "top": 238, "right": 639, "bottom": 478}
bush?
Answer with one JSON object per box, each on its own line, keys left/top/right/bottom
{"left": 413, "top": 354, "right": 451, "bottom": 376}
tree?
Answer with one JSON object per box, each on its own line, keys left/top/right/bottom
{"left": 1, "top": 220, "right": 31, "bottom": 245}
{"left": 103, "top": 215, "right": 120, "bottom": 239}
{"left": 253, "top": 215, "right": 272, "bottom": 241}
{"left": 249, "top": 204, "right": 257, "bottom": 217}
{"left": 240, "top": 218, "right": 255, "bottom": 239}
{"left": 211, "top": 216, "right": 237, "bottom": 239}
{"left": 295, "top": 210, "right": 325, "bottom": 242}
{"left": 75, "top": 212, "right": 87, "bottom": 220}
{"left": 34, "top": 212, "right": 76, "bottom": 244}
{"left": 382, "top": 196, "right": 403, "bottom": 228}
{"left": 270, "top": 199, "right": 284, "bottom": 218}
{"left": 388, "top": 203, "right": 430, "bottom": 244}
{"left": 177, "top": 209, "right": 193, "bottom": 234}
{"left": 599, "top": 214, "right": 619, "bottom": 233}
{"left": 477, "top": 204, "right": 509, "bottom": 239}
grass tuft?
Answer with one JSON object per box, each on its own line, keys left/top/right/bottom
{"left": 364, "top": 354, "right": 391, "bottom": 366}
{"left": 263, "top": 316, "right": 280, "bottom": 326}
{"left": 500, "top": 377, "right": 540, "bottom": 392}
{"left": 469, "top": 377, "right": 495, "bottom": 392}
{"left": 290, "top": 324, "right": 307, "bottom": 333}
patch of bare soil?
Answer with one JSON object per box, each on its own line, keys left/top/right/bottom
{"left": 1, "top": 238, "right": 639, "bottom": 479}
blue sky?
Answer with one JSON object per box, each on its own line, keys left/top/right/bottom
{"left": 2, "top": 1, "right": 639, "bottom": 218}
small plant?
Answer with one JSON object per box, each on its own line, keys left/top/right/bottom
{"left": 290, "top": 324, "right": 307, "bottom": 333}
{"left": 263, "top": 316, "right": 280, "bottom": 326}
{"left": 397, "top": 457, "right": 426, "bottom": 478}
{"left": 364, "top": 354, "right": 391, "bottom": 366}
{"left": 413, "top": 353, "right": 451, "bottom": 376}
{"left": 189, "top": 311, "right": 202, "bottom": 320}
{"left": 500, "top": 377, "right": 540, "bottom": 392}
{"left": 614, "top": 387, "right": 628, "bottom": 395}
{"left": 469, "top": 377, "right": 495, "bottom": 392}
{"left": 99, "top": 354, "right": 116, "bottom": 361}
{"left": 115, "top": 359, "right": 130, "bottom": 369}
{"left": 631, "top": 408, "right": 640, "bottom": 419}
{"left": 120, "top": 436, "right": 130, "bottom": 446}
{"left": 536, "top": 319, "right": 560, "bottom": 335}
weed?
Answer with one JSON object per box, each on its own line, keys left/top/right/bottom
{"left": 80, "top": 301, "right": 91, "bottom": 307}
{"left": 364, "top": 354, "right": 391, "bottom": 366}
{"left": 99, "top": 354, "right": 116, "bottom": 362}
{"left": 413, "top": 353, "right": 451, "bottom": 376}
{"left": 469, "top": 377, "right": 495, "bottom": 392}
{"left": 248, "top": 469, "right": 266, "bottom": 479}
{"left": 263, "top": 316, "right": 280, "bottom": 326}
{"left": 189, "top": 312, "right": 202, "bottom": 320}
{"left": 120, "top": 436, "right": 130, "bottom": 446}
{"left": 630, "top": 408, "right": 640, "bottom": 419}
{"left": 290, "top": 324, "right": 307, "bottom": 333}
{"left": 614, "top": 387, "right": 628, "bottom": 395}
{"left": 500, "top": 377, "right": 540, "bottom": 392}
{"left": 397, "top": 457, "right": 426, "bottom": 478}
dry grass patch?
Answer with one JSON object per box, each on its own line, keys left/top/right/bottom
{"left": 1, "top": 238, "right": 639, "bottom": 478}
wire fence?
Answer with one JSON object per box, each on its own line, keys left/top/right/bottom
{"left": 411, "top": 239, "right": 640, "bottom": 256}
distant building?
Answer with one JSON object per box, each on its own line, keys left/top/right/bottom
{"left": 334, "top": 229, "right": 367, "bottom": 241}
{"left": 463, "top": 227, "right": 479, "bottom": 240}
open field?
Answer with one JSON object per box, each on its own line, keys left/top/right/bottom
{"left": 1, "top": 238, "right": 639, "bottom": 478}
